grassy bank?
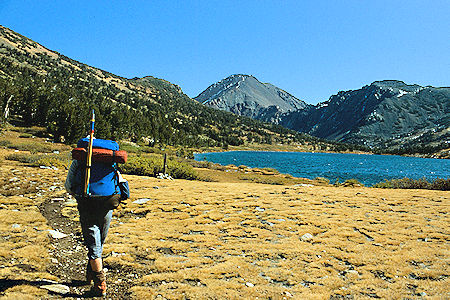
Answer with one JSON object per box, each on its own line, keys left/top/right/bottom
{"left": 0, "top": 127, "right": 448, "bottom": 298}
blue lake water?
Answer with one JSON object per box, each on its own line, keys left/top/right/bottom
{"left": 194, "top": 151, "right": 449, "bottom": 186}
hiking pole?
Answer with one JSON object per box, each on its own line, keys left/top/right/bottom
{"left": 84, "top": 109, "right": 95, "bottom": 197}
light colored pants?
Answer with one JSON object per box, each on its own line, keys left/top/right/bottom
{"left": 77, "top": 198, "right": 113, "bottom": 260}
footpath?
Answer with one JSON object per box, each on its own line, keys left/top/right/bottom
{"left": 0, "top": 158, "right": 133, "bottom": 299}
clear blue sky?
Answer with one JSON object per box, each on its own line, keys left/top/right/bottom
{"left": 1, "top": 0, "right": 449, "bottom": 104}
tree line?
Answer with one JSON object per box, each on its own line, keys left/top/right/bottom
{"left": 0, "top": 39, "right": 369, "bottom": 153}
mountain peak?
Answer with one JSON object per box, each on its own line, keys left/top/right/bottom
{"left": 372, "top": 80, "right": 406, "bottom": 86}
{"left": 195, "top": 74, "right": 308, "bottom": 121}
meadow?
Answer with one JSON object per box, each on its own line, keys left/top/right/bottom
{"left": 0, "top": 129, "right": 448, "bottom": 299}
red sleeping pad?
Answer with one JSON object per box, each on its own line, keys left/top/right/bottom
{"left": 72, "top": 148, "right": 128, "bottom": 164}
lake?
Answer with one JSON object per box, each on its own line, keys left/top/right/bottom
{"left": 194, "top": 151, "right": 449, "bottom": 186}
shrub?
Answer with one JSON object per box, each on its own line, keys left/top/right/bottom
{"left": 374, "top": 178, "right": 450, "bottom": 191}
{"left": 261, "top": 167, "right": 280, "bottom": 174}
{"left": 166, "top": 159, "right": 199, "bottom": 180}
{"left": 8, "top": 142, "right": 55, "bottom": 153}
{"left": 121, "top": 155, "right": 199, "bottom": 180}
{"left": 315, "top": 177, "right": 330, "bottom": 185}
{"left": 121, "top": 156, "right": 158, "bottom": 176}
{"left": 189, "top": 160, "right": 228, "bottom": 171}
{"left": 0, "top": 140, "right": 12, "bottom": 147}
{"left": 34, "top": 156, "right": 70, "bottom": 169}
{"left": 342, "top": 179, "right": 364, "bottom": 187}
{"left": 11, "top": 126, "right": 47, "bottom": 137}
{"left": 6, "top": 152, "right": 70, "bottom": 169}
{"left": 118, "top": 142, "right": 141, "bottom": 154}
{"left": 238, "top": 174, "right": 284, "bottom": 185}
{"left": 5, "top": 153, "right": 42, "bottom": 164}
{"left": 432, "top": 178, "right": 450, "bottom": 191}
{"left": 142, "top": 147, "right": 164, "bottom": 154}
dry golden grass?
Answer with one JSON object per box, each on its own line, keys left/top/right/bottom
{"left": 0, "top": 285, "right": 48, "bottom": 300}
{"left": 0, "top": 135, "right": 67, "bottom": 297}
{"left": 0, "top": 130, "right": 448, "bottom": 298}
{"left": 0, "top": 173, "right": 63, "bottom": 278}
{"left": 103, "top": 175, "right": 449, "bottom": 299}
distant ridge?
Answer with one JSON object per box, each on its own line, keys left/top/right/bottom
{"left": 197, "top": 75, "right": 449, "bottom": 155}
{"left": 280, "top": 80, "right": 450, "bottom": 152}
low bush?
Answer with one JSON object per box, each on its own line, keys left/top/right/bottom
{"left": 5, "top": 153, "right": 42, "bottom": 164}
{"left": 342, "top": 179, "right": 364, "bottom": 187}
{"left": 118, "top": 142, "right": 142, "bottom": 154}
{"left": 315, "top": 177, "right": 330, "bottom": 185}
{"left": 121, "top": 156, "right": 158, "bottom": 176}
{"left": 7, "top": 142, "right": 55, "bottom": 153}
{"left": 34, "top": 156, "right": 70, "bottom": 170}
{"left": 0, "top": 140, "right": 12, "bottom": 147}
{"left": 11, "top": 126, "right": 47, "bottom": 137}
{"left": 238, "top": 174, "right": 285, "bottom": 185}
{"left": 166, "top": 159, "right": 199, "bottom": 180}
{"left": 374, "top": 177, "right": 450, "bottom": 191}
{"left": 121, "top": 155, "right": 199, "bottom": 180}
{"left": 261, "top": 167, "right": 280, "bottom": 174}
{"left": 6, "top": 152, "right": 70, "bottom": 169}
{"left": 189, "top": 160, "right": 228, "bottom": 171}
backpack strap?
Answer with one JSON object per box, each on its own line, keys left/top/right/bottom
{"left": 113, "top": 163, "right": 119, "bottom": 187}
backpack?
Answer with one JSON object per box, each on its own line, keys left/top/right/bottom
{"left": 73, "top": 138, "right": 120, "bottom": 197}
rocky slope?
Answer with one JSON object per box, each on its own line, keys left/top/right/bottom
{"left": 195, "top": 74, "right": 308, "bottom": 123}
{"left": 280, "top": 80, "right": 450, "bottom": 151}
{"left": 198, "top": 74, "right": 449, "bottom": 152}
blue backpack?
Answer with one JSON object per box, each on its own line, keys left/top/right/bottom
{"left": 74, "top": 138, "right": 120, "bottom": 197}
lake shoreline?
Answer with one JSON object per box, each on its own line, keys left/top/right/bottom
{"left": 194, "top": 150, "right": 449, "bottom": 187}
{"left": 194, "top": 144, "right": 449, "bottom": 160}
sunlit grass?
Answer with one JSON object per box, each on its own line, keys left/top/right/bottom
{"left": 103, "top": 176, "right": 449, "bottom": 298}
{"left": 0, "top": 129, "right": 448, "bottom": 298}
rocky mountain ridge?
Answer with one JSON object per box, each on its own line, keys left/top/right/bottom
{"left": 195, "top": 74, "right": 308, "bottom": 123}
{"left": 197, "top": 75, "right": 449, "bottom": 153}
{"left": 280, "top": 80, "right": 449, "bottom": 152}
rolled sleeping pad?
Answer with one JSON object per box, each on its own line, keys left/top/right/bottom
{"left": 77, "top": 138, "right": 119, "bottom": 151}
{"left": 72, "top": 147, "right": 128, "bottom": 164}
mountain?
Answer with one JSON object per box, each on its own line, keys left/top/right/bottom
{"left": 280, "top": 80, "right": 450, "bottom": 153}
{"left": 197, "top": 73, "right": 449, "bottom": 154}
{"left": 0, "top": 25, "right": 339, "bottom": 151}
{"left": 195, "top": 74, "right": 308, "bottom": 123}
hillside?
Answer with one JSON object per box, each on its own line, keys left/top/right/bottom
{"left": 197, "top": 74, "right": 449, "bottom": 155}
{"left": 281, "top": 80, "right": 450, "bottom": 153}
{"left": 0, "top": 25, "right": 332, "bottom": 150}
{"left": 195, "top": 74, "right": 308, "bottom": 123}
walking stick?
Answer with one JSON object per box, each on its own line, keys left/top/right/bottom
{"left": 84, "top": 109, "right": 95, "bottom": 196}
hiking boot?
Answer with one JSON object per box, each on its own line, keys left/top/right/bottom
{"left": 90, "top": 270, "right": 106, "bottom": 297}
{"left": 86, "top": 262, "right": 94, "bottom": 284}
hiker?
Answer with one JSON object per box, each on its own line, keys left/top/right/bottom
{"left": 65, "top": 137, "right": 129, "bottom": 297}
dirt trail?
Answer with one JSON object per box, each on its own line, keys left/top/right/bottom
{"left": 0, "top": 153, "right": 136, "bottom": 299}
{"left": 39, "top": 196, "right": 134, "bottom": 299}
